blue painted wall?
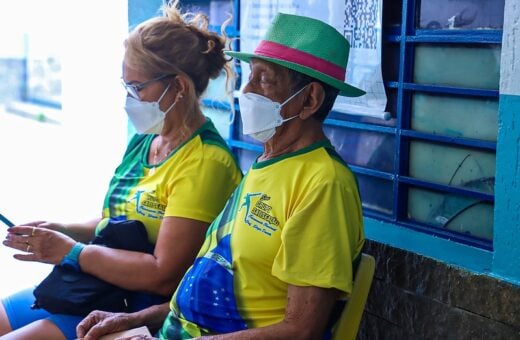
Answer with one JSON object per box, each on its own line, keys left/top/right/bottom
{"left": 493, "top": 94, "right": 520, "bottom": 282}
{"left": 128, "top": 0, "right": 162, "bottom": 29}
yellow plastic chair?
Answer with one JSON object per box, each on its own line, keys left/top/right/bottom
{"left": 332, "top": 253, "right": 376, "bottom": 340}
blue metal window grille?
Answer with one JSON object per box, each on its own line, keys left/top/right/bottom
{"left": 182, "top": 0, "right": 502, "bottom": 251}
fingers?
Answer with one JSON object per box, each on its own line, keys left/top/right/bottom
{"left": 4, "top": 227, "right": 36, "bottom": 244}
{"left": 3, "top": 226, "right": 64, "bottom": 264}
{"left": 77, "top": 310, "right": 109, "bottom": 339}
{"left": 8, "top": 225, "right": 41, "bottom": 236}
{"left": 76, "top": 312, "right": 99, "bottom": 339}
{"left": 3, "top": 231, "right": 34, "bottom": 255}
{"left": 13, "top": 220, "right": 46, "bottom": 228}
{"left": 77, "top": 311, "right": 121, "bottom": 340}
{"left": 13, "top": 252, "right": 38, "bottom": 262}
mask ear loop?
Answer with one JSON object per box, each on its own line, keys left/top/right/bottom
{"left": 157, "top": 82, "right": 172, "bottom": 103}
{"left": 226, "top": 83, "right": 237, "bottom": 126}
{"left": 227, "top": 104, "right": 236, "bottom": 125}
{"left": 280, "top": 85, "right": 307, "bottom": 106}
{"left": 164, "top": 97, "right": 178, "bottom": 116}
{"left": 277, "top": 85, "right": 308, "bottom": 123}
{"left": 161, "top": 82, "right": 182, "bottom": 116}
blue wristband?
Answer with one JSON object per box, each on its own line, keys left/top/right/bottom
{"left": 60, "top": 242, "right": 85, "bottom": 271}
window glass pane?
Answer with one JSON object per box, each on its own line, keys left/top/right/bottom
{"left": 414, "top": 44, "right": 500, "bottom": 90}
{"left": 412, "top": 93, "right": 498, "bottom": 141}
{"left": 385, "top": 88, "right": 398, "bottom": 122}
{"left": 201, "top": 70, "right": 235, "bottom": 140}
{"left": 332, "top": 112, "right": 397, "bottom": 127}
{"left": 324, "top": 126, "right": 395, "bottom": 172}
{"left": 27, "top": 38, "right": 62, "bottom": 105}
{"left": 202, "top": 106, "right": 232, "bottom": 139}
{"left": 358, "top": 174, "right": 393, "bottom": 215}
{"left": 383, "top": 0, "right": 402, "bottom": 28}
{"left": 418, "top": 0, "right": 504, "bottom": 30}
{"left": 208, "top": 0, "right": 234, "bottom": 26}
{"left": 183, "top": 0, "right": 234, "bottom": 26}
{"left": 0, "top": 58, "right": 24, "bottom": 103}
{"left": 408, "top": 187, "right": 493, "bottom": 240}
{"left": 409, "top": 141, "right": 495, "bottom": 194}
{"left": 382, "top": 43, "right": 399, "bottom": 81}
{"left": 236, "top": 148, "right": 260, "bottom": 172}
{"left": 1, "top": 24, "right": 62, "bottom": 107}
{"left": 183, "top": 3, "right": 210, "bottom": 16}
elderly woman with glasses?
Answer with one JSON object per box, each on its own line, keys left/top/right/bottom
{"left": 0, "top": 1, "right": 242, "bottom": 339}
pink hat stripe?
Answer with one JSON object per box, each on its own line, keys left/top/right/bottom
{"left": 254, "top": 40, "right": 345, "bottom": 81}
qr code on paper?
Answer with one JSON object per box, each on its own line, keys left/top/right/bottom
{"left": 344, "top": 0, "right": 378, "bottom": 49}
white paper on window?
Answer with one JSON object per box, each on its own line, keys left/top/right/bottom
{"left": 239, "top": 0, "right": 389, "bottom": 120}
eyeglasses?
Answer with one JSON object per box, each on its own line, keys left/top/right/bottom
{"left": 121, "top": 74, "right": 172, "bottom": 100}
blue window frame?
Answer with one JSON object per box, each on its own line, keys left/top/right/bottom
{"left": 182, "top": 0, "right": 504, "bottom": 251}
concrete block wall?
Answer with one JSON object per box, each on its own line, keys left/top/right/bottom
{"left": 358, "top": 240, "right": 520, "bottom": 339}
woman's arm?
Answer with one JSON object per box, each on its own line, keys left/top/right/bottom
{"left": 4, "top": 216, "right": 207, "bottom": 296}
{"left": 78, "top": 216, "right": 208, "bottom": 296}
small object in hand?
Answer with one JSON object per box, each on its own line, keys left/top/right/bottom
{"left": 98, "top": 326, "right": 152, "bottom": 340}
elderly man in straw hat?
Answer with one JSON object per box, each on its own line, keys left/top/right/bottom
{"left": 77, "top": 13, "right": 366, "bottom": 340}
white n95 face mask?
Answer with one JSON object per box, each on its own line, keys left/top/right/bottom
{"left": 124, "top": 84, "right": 176, "bottom": 134}
{"left": 238, "top": 86, "right": 306, "bottom": 143}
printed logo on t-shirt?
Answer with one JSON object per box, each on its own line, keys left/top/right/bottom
{"left": 128, "top": 189, "right": 165, "bottom": 220}
{"left": 239, "top": 192, "right": 279, "bottom": 236}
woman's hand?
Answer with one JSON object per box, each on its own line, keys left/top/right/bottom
{"left": 3, "top": 224, "right": 76, "bottom": 264}
{"left": 34, "top": 220, "right": 68, "bottom": 233}
{"left": 10, "top": 220, "right": 68, "bottom": 233}
{"left": 77, "top": 310, "right": 139, "bottom": 340}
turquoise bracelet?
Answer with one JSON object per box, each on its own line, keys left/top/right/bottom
{"left": 59, "top": 242, "right": 85, "bottom": 271}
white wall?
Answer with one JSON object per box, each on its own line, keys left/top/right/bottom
{"left": 500, "top": 0, "right": 520, "bottom": 95}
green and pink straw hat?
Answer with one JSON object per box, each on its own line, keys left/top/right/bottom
{"left": 225, "top": 12, "right": 365, "bottom": 97}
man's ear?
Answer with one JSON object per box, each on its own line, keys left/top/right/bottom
{"left": 300, "top": 82, "right": 325, "bottom": 120}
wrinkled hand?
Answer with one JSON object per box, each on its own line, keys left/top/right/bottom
{"left": 77, "top": 310, "right": 138, "bottom": 340}
{"left": 2, "top": 223, "right": 75, "bottom": 264}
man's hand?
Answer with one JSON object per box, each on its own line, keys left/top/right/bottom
{"left": 77, "top": 310, "right": 138, "bottom": 340}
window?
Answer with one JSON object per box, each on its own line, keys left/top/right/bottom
{"left": 375, "top": 0, "right": 502, "bottom": 249}
{"left": 0, "top": 0, "right": 128, "bottom": 296}
{"left": 181, "top": 0, "right": 503, "bottom": 250}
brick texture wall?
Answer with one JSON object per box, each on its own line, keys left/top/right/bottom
{"left": 358, "top": 240, "right": 520, "bottom": 339}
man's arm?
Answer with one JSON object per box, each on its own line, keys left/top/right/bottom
{"left": 77, "top": 303, "right": 170, "bottom": 340}
{"left": 202, "top": 285, "right": 340, "bottom": 340}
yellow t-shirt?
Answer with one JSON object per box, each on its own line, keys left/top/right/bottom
{"left": 161, "top": 140, "right": 364, "bottom": 338}
{"left": 98, "top": 120, "right": 243, "bottom": 243}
